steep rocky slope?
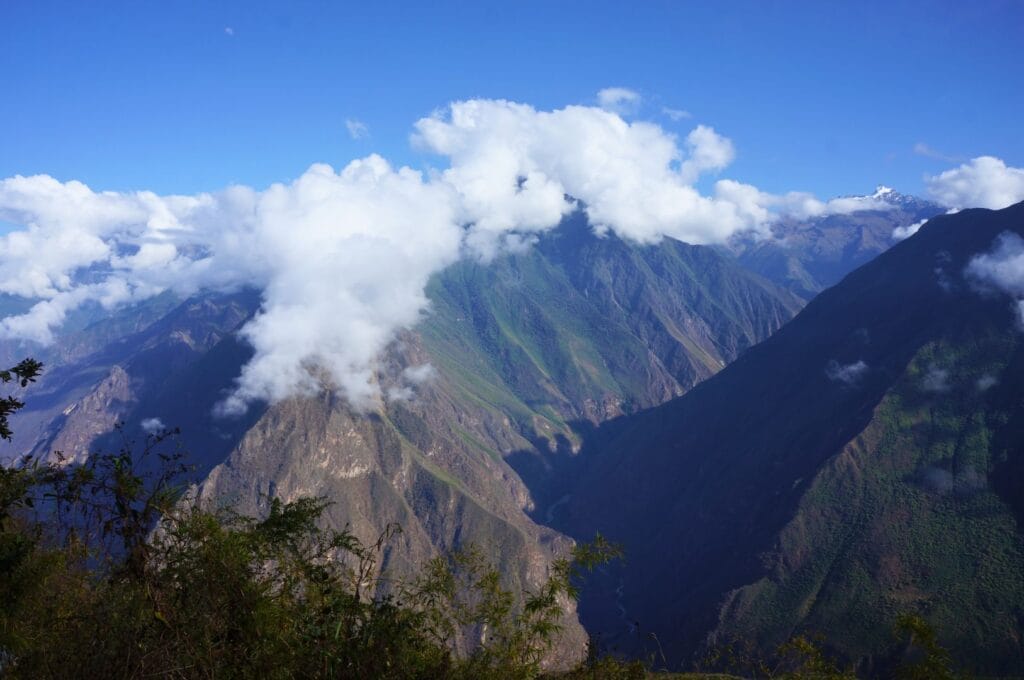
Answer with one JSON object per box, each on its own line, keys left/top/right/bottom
{"left": 560, "top": 203, "right": 1024, "bottom": 675}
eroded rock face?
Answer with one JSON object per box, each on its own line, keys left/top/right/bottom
{"left": 46, "top": 365, "right": 134, "bottom": 464}
{"left": 198, "top": 388, "right": 589, "bottom": 665}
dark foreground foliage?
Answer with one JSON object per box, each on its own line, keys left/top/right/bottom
{"left": 0, "top": 429, "right": 625, "bottom": 679}
{"left": 0, "top": 360, "right": 969, "bottom": 679}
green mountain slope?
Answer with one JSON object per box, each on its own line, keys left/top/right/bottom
{"left": 561, "top": 203, "right": 1024, "bottom": 675}
{"left": 421, "top": 215, "right": 801, "bottom": 500}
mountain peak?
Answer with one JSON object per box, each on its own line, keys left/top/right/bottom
{"left": 863, "top": 185, "right": 941, "bottom": 212}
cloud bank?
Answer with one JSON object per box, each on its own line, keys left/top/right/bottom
{"left": 0, "top": 94, "right": 1013, "bottom": 412}
{"left": 927, "top": 156, "right": 1024, "bottom": 210}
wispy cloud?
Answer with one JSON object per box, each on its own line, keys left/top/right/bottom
{"left": 966, "top": 231, "right": 1024, "bottom": 327}
{"left": 826, "top": 359, "right": 868, "bottom": 385}
{"left": 345, "top": 118, "right": 369, "bottom": 140}
{"left": 921, "top": 365, "right": 950, "bottom": 392}
{"left": 913, "top": 142, "right": 959, "bottom": 163}
{"left": 892, "top": 218, "right": 927, "bottom": 241}
{"left": 662, "top": 106, "right": 692, "bottom": 122}
{"left": 976, "top": 374, "right": 998, "bottom": 392}
{"left": 224, "top": 26, "right": 234, "bottom": 37}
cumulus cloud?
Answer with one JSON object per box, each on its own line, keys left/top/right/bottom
{"left": 345, "top": 118, "right": 369, "bottom": 140}
{"left": 927, "top": 156, "right": 1024, "bottom": 210}
{"left": 965, "top": 231, "right": 1024, "bottom": 327}
{"left": 826, "top": 359, "right": 868, "bottom": 385}
{"left": 413, "top": 99, "right": 760, "bottom": 249}
{"left": 0, "top": 92, "right": 925, "bottom": 413}
{"left": 216, "top": 158, "right": 464, "bottom": 414}
{"left": 596, "top": 87, "right": 641, "bottom": 115}
{"left": 680, "top": 125, "right": 735, "bottom": 182}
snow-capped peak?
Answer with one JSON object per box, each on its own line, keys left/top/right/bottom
{"left": 872, "top": 185, "right": 894, "bottom": 199}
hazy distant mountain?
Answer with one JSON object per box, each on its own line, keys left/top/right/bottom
{"left": 559, "top": 203, "right": 1024, "bottom": 675}
{"left": 727, "top": 187, "right": 944, "bottom": 300}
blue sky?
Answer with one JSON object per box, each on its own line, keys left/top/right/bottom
{"left": 2, "top": 0, "right": 1022, "bottom": 198}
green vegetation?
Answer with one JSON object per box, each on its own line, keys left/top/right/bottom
{"left": 718, "top": 337, "right": 1024, "bottom": 670}
{"left": 0, "top": 359, "right": 977, "bottom": 678}
{"left": 559, "top": 207, "right": 1024, "bottom": 677}
{"left": 0, "top": 359, "right": 42, "bottom": 441}
{"left": 417, "top": 222, "right": 801, "bottom": 458}
{"left": 0, "top": 430, "right": 623, "bottom": 678}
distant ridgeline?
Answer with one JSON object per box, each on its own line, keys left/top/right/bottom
{"left": 726, "top": 186, "right": 944, "bottom": 301}
{"left": 560, "top": 201, "right": 1024, "bottom": 676}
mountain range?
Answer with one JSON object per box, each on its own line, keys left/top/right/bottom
{"left": 557, "top": 201, "right": 1024, "bottom": 675}
{"left": 726, "top": 186, "right": 944, "bottom": 300}
{"left": 0, "top": 207, "right": 808, "bottom": 663}
{"left": 5, "top": 189, "right": 1017, "bottom": 674}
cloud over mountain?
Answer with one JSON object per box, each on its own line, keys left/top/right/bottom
{"left": 966, "top": 231, "right": 1024, "bottom": 327}
{"left": 0, "top": 94, "right": 1010, "bottom": 412}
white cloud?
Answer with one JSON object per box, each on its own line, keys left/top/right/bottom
{"left": 662, "top": 107, "right": 692, "bottom": 122}
{"left": 385, "top": 386, "right": 415, "bottom": 402}
{"left": 216, "top": 157, "right": 464, "bottom": 414}
{"left": 826, "top": 359, "right": 868, "bottom": 385}
{"left": 976, "top": 374, "right": 998, "bottom": 392}
{"left": 384, "top": 364, "right": 436, "bottom": 403}
{"left": 927, "top": 156, "right": 1024, "bottom": 210}
{"left": 892, "top": 219, "right": 927, "bottom": 241}
{"left": 402, "top": 363, "right": 437, "bottom": 384}
{"left": 913, "top": 142, "right": 958, "bottom": 163}
{"left": 412, "top": 99, "right": 788, "bottom": 249}
{"left": 714, "top": 180, "right": 891, "bottom": 228}
{"left": 921, "top": 365, "right": 950, "bottom": 392}
{"left": 966, "top": 231, "right": 1024, "bottom": 327}
{"left": 679, "top": 125, "right": 735, "bottom": 182}
{"left": 141, "top": 417, "right": 166, "bottom": 434}
{"left": 596, "top": 87, "right": 641, "bottom": 115}
{"left": 345, "top": 118, "right": 369, "bottom": 140}
{"left": 0, "top": 91, "right": 919, "bottom": 413}
{"left": 224, "top": 27, "right": 234, "bottom": 37}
